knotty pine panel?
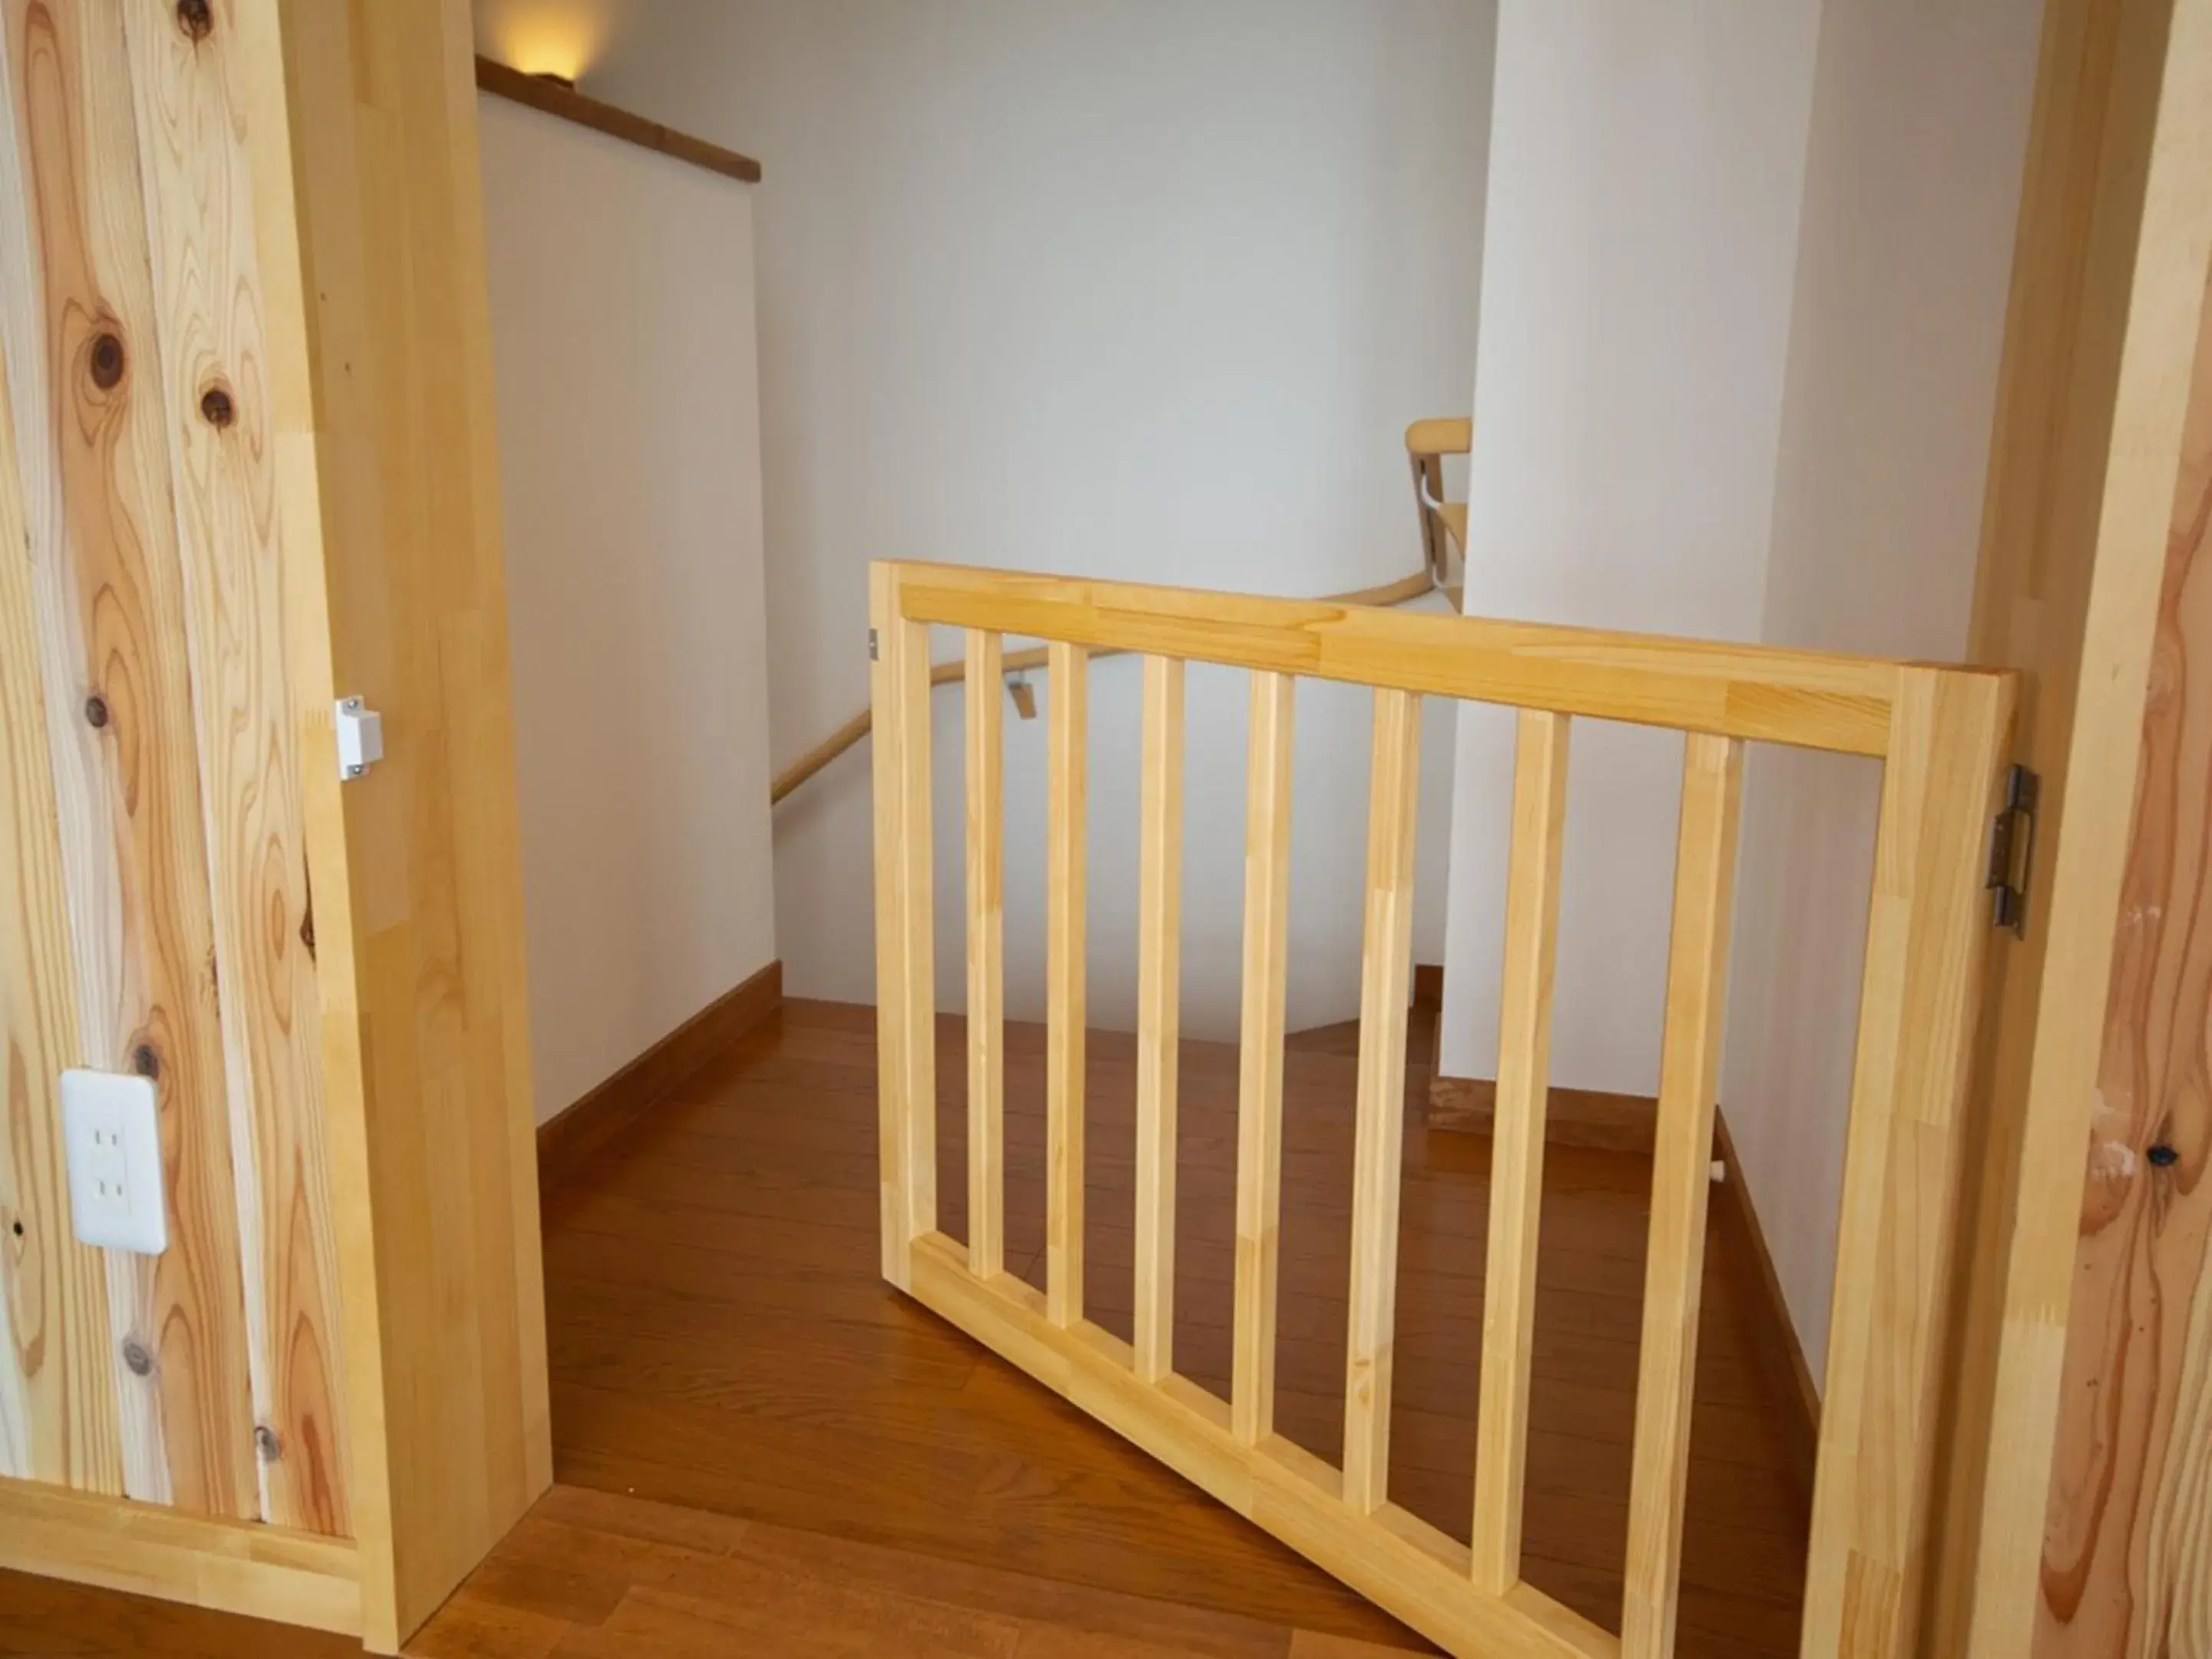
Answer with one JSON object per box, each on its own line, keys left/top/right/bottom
{"left": 0, "top": 0, "right": 257, "bottom": 1518}
{"left": 2037, "top": 249, "right": 2212, "bottom": 1658}
{"left": 118, "top": 0, "right": 348, "bottom": 1537}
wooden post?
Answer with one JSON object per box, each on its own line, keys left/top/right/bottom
{"left": 1800, "top": 667, "right": 2012, "bottom": 1657}
{"left": 871, "top": 565, "right": 937, "bottom": 1290}
{"left": 1232, "top": 671, "right": 1295, "bottom": 1446}
{"left": 1133, "top": 655, "right": 1185, "bottom": 1382}
{"left": 1621, "top": 732, "right": 1743, "bottom": 1657}
{"left": 1342, "top": 688, "right": 1424, "bottom": 1513}
{"left": 964, "top": 631, "right": 1005, "bottom": 1280}
{"left": 1045, "top": 641, "right": 1089, "bottom": 1327}
{"left": 1469, "top": 709, "right": 1571, "bottom": 1583}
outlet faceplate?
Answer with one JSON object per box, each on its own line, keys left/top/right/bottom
{"left": 61, "top": 1070, "right": 167, "bottom": 1255}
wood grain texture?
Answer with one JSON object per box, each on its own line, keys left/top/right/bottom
{"left": 118, "top": 0, "right": 346, "bottom": 1538}
{"left": 965, "top": 632, "right": 1006, "bottom": 1281}
{"left": 0, "top": 1480, "right": 1476, "bottom": 1658}
{"left": 473, "top": 54, "right": 762, "bottom": 184}
{"left": 2035, "top": 191, "right": 2212, "bottom": 1659}
{"left": 1233, "top": 671, "right": 1295, "bottom": 1448}
{"left": 9, "top": 981, "right": 1833, "bottom": 1653}
{"left": 1426, "top": 1076, "right": 1655, "bottom": 1154}
{"left": 0, "top": 1470, "right": 358, "bottom": 1636}
{"left": 535, "top": 960, "right": 783, "bottom": 1194}
{"left": 0, "top": 0, "right": 256, "bottom": 1518}
{"left": 869, "top": 568, "right": 935, "bottom": 1292}
{"left": 1470, "top": 709, "right": 1570, "bottom": 1586}
{"left": 1047, "top": 641, "right": 1088, "bottom": 1328}
{"left": 1620, "top": 733, "right": 1742, "bottom": 1659}
{"left": 1943, "top": 0, "right": 2212, "bottom": 1647}
{"left": 887, "top": 562, "right": 2015, "bottom": 759}
{"left": 1801, "top": 667, "right": 2013, "bottom": 1659}
{"left": 771, "top": 568, "right": 1437, "bottom": 809}
{"left": 560, "top": 999, "right": 1815, "bottom": 1654}
{"left": 1342, "top": 687, "right": 1423, "bottom": 1515}
{"left": 1948, "top": 0, "right": 2212, "bottom": 1650}
{"left": 0, "top": 303, "right": 120, "bottom": 1495}
{"left": 912, "top": 1234, "right": 1614, "bottom": 1659}
{"left": 1133, "top": 654, "right": 1184, "bottom": 1383}
{"left": 255, "top": 0, "right": 553, "bottom": 1639}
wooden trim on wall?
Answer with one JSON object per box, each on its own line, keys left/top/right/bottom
{"left": 474, "top": 56, "right": 762, "bottom": 184}
{"left": 0, "top": 1475, "right": 361, "bottom": 1637}
{"left": 257, "top": 2, "right": 555, "bottom": 1646}
{"left": 1426, "top": 1073, "right": 1658, "bottom": 1154}
{"left": 1937, "top": 1, "right": 2212, "bottom": 1651}
{"left": 537, "top": 961, "right": 784, "bottom": 1193}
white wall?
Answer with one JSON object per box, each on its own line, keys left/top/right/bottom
{"left": 1438, "top": 0, "right": 2043, "bottom": 1378}
{"left": 1438, "top": 2, "right": 1823, "bottom": 1094}
{"left": 1720, "top": 0, "right": 2042, "bottom": 1379}
{"left": 478, "top": 93, "right": 777, "bottom": 1124}
{"left": 554, "top": 1, "right": 1496, "bottom": 1037}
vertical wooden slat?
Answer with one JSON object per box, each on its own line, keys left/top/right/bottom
{"left": 1342, "top": 687, "right": 1424, "bottom": 1512}
{"left": 0, "top": 314, "right": 121, "bottom": 1495}
{"left": 1133, "top": 654, "right": 1184, "bottom": 1382}
{"left": 1800, "top": 667, "right": 2012, "bottom": 1659}
{"left": 1045, "top": 641, "right": 1088, "bottom": 1327}
{"left": 1469, "top": 708, "right": 1572, "bottom": 1581}
{"left": 964, "top": 631, "right": 1005, "bottom": 1280}
{"left": 0, "top": 0, "right": 257, "bottom": 1517}
{"left": 120, "top": 0, "right": 349, "bottom": 1535}
{"left": 1621, "top": 731, "right": 1745, "bottom": 1657}
{"left": 1232, "top": 670, "right": 1295, "bottom": 1445}
{"left": 870, "top": 565, "right": 936, "bottom": 1290}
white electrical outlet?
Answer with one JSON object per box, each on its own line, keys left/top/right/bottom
{"left": 61, "top": 1070, "right": 167, "bottom": 1255}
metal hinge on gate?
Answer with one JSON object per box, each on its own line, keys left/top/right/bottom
{"left": 1985, "top": 763, "right": 2039, "bottom": 937}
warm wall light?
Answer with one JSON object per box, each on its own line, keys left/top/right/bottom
{"left": 480, "top": 0, "right": 613, "bottom": 85}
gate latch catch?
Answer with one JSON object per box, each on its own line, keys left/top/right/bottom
{"left": 1985, "top": 763, "right": 2039, "bottom": 937}
{"left": 335, "top": 697, "right": 384, "bottom": 781}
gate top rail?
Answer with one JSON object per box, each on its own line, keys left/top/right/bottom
{"left": 888, "top": 561, "right": 2012, "bottom": 758}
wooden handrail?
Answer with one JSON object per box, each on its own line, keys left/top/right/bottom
{"left": 1405, "top": 416, "right": 1472, "bottom": 458}
{"left": 1406, "top": 418, "right": 1472, "bottom": 596}
{"left": 770, "top": 565, "right": 1439, "bottom": 804}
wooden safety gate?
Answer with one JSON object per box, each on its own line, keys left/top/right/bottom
{"left": 869, "top": 561, "right": 2015, "bottom": 1659}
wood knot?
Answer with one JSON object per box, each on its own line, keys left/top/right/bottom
{"left": 88, "top": 332, "right": 124, "bottom": 391}
{"left": 254, "top": 1425, "right": 282, "bottom": 1462}
{"left": 131, "top": 1044, "right": 160, "bottom": 1081}
{"left": 199, "top": 382, "right": 234, "bottom": 428}
{"left": 83, "top": 693, "right": 109, "bottom": 730}
{"left": 2148, "top": 1142, "right": 2180, "bottom": 1169}
{"left": 175, "top": 0, "right": 213, "bottom": 41}
{"left": 121, "top": 1339, "right": 154, "bottom": 1377}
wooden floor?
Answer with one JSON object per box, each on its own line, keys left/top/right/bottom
{"left": 0, "top": 996, "right": 1813, "bottom": 1655}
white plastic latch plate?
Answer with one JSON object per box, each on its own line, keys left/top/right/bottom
{"left": 61, "top": 1069, "right": 167, "bottom": 1255}
{"left": 336, "top": 697, "right": 384, "bottom": 780}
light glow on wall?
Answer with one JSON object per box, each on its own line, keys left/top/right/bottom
{"left": 480, "top": 1, "right": 615, "bottom": 84}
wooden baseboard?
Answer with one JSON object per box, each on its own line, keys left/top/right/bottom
{"left": 1425, "top": 1072, "right": 1659, "bottom": 1154}
{"left": 1711, "top": 1110, "right": 1822, "bottom": 1495}
{"left": 1412, "top": 962, "right": 1444, "bottom": 1011}
{"left": 0, "top": 1474, "right": 360, "bottom": 1636}
{"left": 536, "top": 959, "right": 783, "bottom": 1192}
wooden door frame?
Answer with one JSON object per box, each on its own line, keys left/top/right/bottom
{"left": 1938, "top": 0, "right": 2212, "bottom": 1651}
{"left": 247, "top": 0, "right": 551, "bottom": 1650}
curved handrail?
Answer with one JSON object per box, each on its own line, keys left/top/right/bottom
{"left": 770, "top": 565, "right": 1441, "bottom": 804}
